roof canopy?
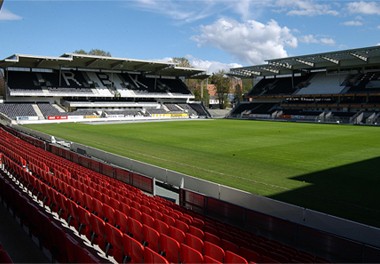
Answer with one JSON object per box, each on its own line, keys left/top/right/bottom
{"left": 229, "top": 45, "right": 380, "bottom": 78}
{"left": 0, "top": 53, "right": 208, "bottom": 79}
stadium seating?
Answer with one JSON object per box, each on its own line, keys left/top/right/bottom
{"left": 0, "top": 126, "right": 331, "bottom": 263}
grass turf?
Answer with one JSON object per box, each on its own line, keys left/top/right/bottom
{"left": 25, "top": 119, "right": 380, "bottom": 227}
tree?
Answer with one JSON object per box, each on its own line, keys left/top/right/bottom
{"left": 172, "top": 57, "right": 191, "bottom": 68}
{"left": 210, "top": 70, "right": 231, "bottom": 109}
{"left": 73, "top": 49, "right": 111, "bottom": 57}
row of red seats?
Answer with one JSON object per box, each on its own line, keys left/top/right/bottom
{"left": 0, "top": 127, "right": 323, "bottom": 263}
{"left": 0, "top": 168, "right": 103, "bottom": 263}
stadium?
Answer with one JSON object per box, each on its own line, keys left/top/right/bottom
{"left": 1, "top": 45, "right": 380, "bottom": 263}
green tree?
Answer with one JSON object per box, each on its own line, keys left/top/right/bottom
{"left": 73, "top": 49, "right": 111, "bottom": 57}
{"left": 172, "top": 57, "right": 191, "bottom": 67}
{"left": 210, "top": 71, "right": 231, "bottom": 109}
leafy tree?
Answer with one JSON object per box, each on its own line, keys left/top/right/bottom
{"left": 73, "top": 49, "right": 111, "bottom": 57}
{"left": 210, "top": 70, "right": 231, "bottom": 109}
{"left": 172, "top": 57, "right": 191, "bottom": 67}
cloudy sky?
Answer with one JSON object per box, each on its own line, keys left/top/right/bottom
{"left": 0, "top": 0, "right": 380, "bottom": 73}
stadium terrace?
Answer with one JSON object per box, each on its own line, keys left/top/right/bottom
{"left": 0, "top": 53, "right": 210, "bottom": 124}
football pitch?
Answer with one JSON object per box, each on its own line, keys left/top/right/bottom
{"left": 25, "top": 119, "right": 380, "bottom": 227}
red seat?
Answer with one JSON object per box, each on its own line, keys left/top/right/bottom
{"left": 169, "top": 226, "right": 186, "bottom": 244}
{"left": 144, "top": 246, "right": 169, "bottom": 264}
{"left": 185, "top": 233, "right": 204, "bottom": 252}
{"left": 142, "top": 224, "right": 160, "bottom": 252}
{"left": 105, "top": 223, "right": 124, "bottom": 262}
{"left": 123, "top": 235, "right": 144, "bottom": 263}
{"left": 162, "top": 214, "right": 176, "bottom": 226}
{"left": 204, "top": 241, "right": 225, "bottom": 263}
{"left": 189, "top": 225, "right": 204, "bottom": 239}
{"left": 175, "top": 219, "right": 189, "bottom": 233}
{"left": 92, "top": 198, "right": 103, "bottom": 217}
{"left": 77, "top": 205, "right": 91, "bottom": 236}
{"left": 130, "top": 206, "right": 142, "bottom": 222}
{"left": 127, "top": 217, "right": 143, "bottom": 243}
{"left": 203, "top": 254, "right": 222, "bottom": 264}
{"left": 142, "top": 212, "right": 155, "bottom": 228}
{"left": 120, "top": 202, "right": 131, "bottom": 215}
{"left": 89, "top": 214, "right": 106, "bottom": 247}
{"left": 159, "top": 233, "right": 180, "bottom": 264}
{"left": 222, "top": 238, "right": 239, "bottom": 253}
{"left": 102, "top": 203, "right": 115, "bottom": 223}
{"left": 224, "top": 250, "right": 248, "bottom": 264}
{"left": 114, "top": 209, "right": 129, "bottom": 232}
{"left": 239, "top": 247, "right": 261, "bottom": 263}
{"left": 154, "top": 218, "right": 169, "bottom": 234}
{"left": 181, "top": 243, "right": 204, "bottom": 264}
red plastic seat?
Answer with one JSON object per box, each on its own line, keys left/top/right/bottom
{"left": 144, "top": 245, "right": 169, "bottom": 264}
{"left": 181, "top": 243, "right": 204, "bottom": 264}
{"left": 92, "top": 198, "right": 103, "bottom": 217}
{"left": 159, "top": 233, "right": 180, "bottom": 264}
{"left": 239, "top": 247, "right": 261, "bottom": 263}
{"left": 154, "top": 218, "right": 169, "bottom": 234}
{"left": 123, "top": 235, "right": 144, "bottom": 263}
{"left": 127, "top": 216, "right": 143, "bottom": 243}
{"left": 89, "top": 214, "right": 106, "bottom": 247}
{"left": 175, "top": 219, "right": 189, "bottom": 233}
{"left": 222, "top": 238, "right": 239, "bottom": 253}
{"left": 162, "top": 214, "right": 176, "bottom": 226}
{"left": 185, "top": 233, "right": 204, "bottom": 252}
{"left": 105, "top": 222, "right": 124, "bottom": 262}
{"left": 189, "top": 225, "right": 204, "bottom": 239}
{"left": 169, "top": 226, "right": 186, "bottom": 244}
{"left": 203, "top": 254, "right": 222, "bottom": 264}
{"left": 114, "top": 209, "right": 129, "bottom": 232}
{"left": 224, "top": 250, "right": 248, "bottom": 264}
{"left": 142, "top": 212, "right": 155, "bottom": 228}
{"left": 77, "top": 205, "right": 91, "bottom": 236}
{"left": 204, "top": 241, "right": 225, "bottom": 262}
{"left": 142, "top": 224, "right": 160, "bottom": 252}
{"left": 130, "top": 206, "right": 142, "bottom": 222}
{"left": 102, "top": 203, "right": 115, "bottom": 223}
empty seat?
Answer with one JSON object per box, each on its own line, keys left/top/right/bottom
{"left": 142, "top": 224, "right": 160, "bottom": 252}
{"left": 204, "top": 241, "right": 225, "bottom": 263}
{"left": 203, "top": 254, "right": 222, "bottom": 264}
{"left": 122, "top": 235, "right": 144, "bottom": 263}
{"left": 181, "top": 243, "right": 204, "bottom": 264}
{"left": 169, "top": 226, "right": 186, "bottom": 244}
{"left": 127, "top": 217, "right": 143, "bottom": 243}
{"left": 224, "top": 250, "right": 248, "bottom": 264}
{"left": 154, "top": 219, "right": 169, "bottom": 234}
{"left": 189, "top": 225, "right": 204, "bottom": 239}
{"left": 144, "top": 246, "right": 169, "bottom": 264}
{"left": 159, "top": 233, "right": 180, "bottom": 264}
{"left": 204, "top": 231, "right": 221, "bottom": 245}
{"left": 185, "top": 233, "right": 204, "bottom": 252}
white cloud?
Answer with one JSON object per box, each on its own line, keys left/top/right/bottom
{"left": 155, "top": 55, "right": 241, "bottom": 74}
{"left": 342, "top": 20, "right": 363, "bottom": 26}
{"left": 0, "top": 9, "right": 22, "bottom": 21}
{"left": 188, "top": 56, "right": 242, "bottom": 74}
{"left": 299, "top": 34, "right": 335, "bottom": 46}
{"left": 275, "top": 0, "right": 339, "bottom": 16}
{"left": 347, "top": 1, "right": 380, "bottom": 15}
{"left": 192, "top": 18, "right": 297, "bottom": 65}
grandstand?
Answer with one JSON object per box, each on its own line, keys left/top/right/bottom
{"left": 1, "top": 47, "right": 380, "bottom": 263}
{"left": 0, "top": 53, "right": 211, "bottom": 123}
{"left": 228, "top": 45, "right": 380, "bottom": 125}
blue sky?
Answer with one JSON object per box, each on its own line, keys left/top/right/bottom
{"left": 1, "top": 0, "right": 380, "bottom": 73}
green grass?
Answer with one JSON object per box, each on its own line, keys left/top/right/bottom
{"left": 25, "top": 119, "right": 380, "bottom": 227}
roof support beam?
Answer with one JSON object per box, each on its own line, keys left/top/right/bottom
{"left": 350, "top": 52, "right": 368, "bottom": 62}
{"left": 86, "top": 58, "right": 99, "bottom": 67}
{"left": 322, "top": 56, "right": 339, "bottom": 65}
{"left": 110, "top": 61, "right": 124, "bottom": 69}
{"left": 262, "top": 67, "right": 279, "bottom": 74}
{"left": 295, "top": 58, "right": 314, "bottom": 67}
{"left": 269, "top": 61, "right": 292, "bottom": 70}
